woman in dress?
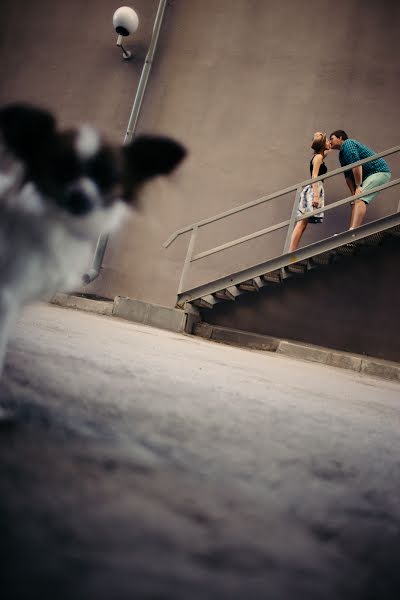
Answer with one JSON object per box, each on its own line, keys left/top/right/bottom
{"left": 289, "top": 132, "right": 330, "bottom": 251}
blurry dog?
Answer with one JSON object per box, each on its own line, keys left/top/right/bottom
{"left": 0, "top": 103, "right": 186, "bottom": 375}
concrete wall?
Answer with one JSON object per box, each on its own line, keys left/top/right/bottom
{"left": 0, "top": 0, "right": 159, "bottom": 140}
{"left": 93, "top": 0, "right": 400, "bottom": 304}
{"left": 93, "top": 0, "right": 400, "bottom": 307}
{"left": 1, "top": 0, "right": 399, "bottom": 358}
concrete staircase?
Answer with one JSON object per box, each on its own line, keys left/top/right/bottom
{"left": 165, "top": 145, "right": 400, "bottom": 312}
{"left": 176, "top": 214, "right": 400, "bottom": 310}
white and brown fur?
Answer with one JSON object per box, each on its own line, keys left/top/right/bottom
{"left": 0, "top": 103, "right": 186, "bottom": 375}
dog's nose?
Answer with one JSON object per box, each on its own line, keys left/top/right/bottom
{"left": 64, "top": 189, "right": 93, "bottom": 215}
{"left": 64, "top": 177, "right": 100, "bottom": 215}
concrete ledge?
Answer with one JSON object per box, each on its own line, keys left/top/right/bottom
{"left": 360, "top": 358, "right": 400, "bottom": 382}
{"left": 193, "top": 322, "right": 213, "bottom": 339}
{"left": 49, "top": 295, "right": 400, "bottom": 383}
{"left": 277, "top": 340, "right": 363, "bottom": 372}
{"left": 51, "top": 293, "right": 113, "bottom": 316}
{"left": 193, "top": 323, "right": 279, "bottom": 352}
{"left": 51, "top": 294, "right": 191, "bottom": 334}
{"left": 193, "top": 322, "right": 400, "bottom": 383}
{"left": 113, "top": 296, "right": 187, "bottom": 333}
{"left": 327, "top": 351, "right": 362, "bottom": 371}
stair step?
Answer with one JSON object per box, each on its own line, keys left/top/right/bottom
{"left": 355, "top": 231, "right": 386, "bottom": 247}
{"left": 253, "top": 276, "right": 269, "bottom": 288}
{"left": 311, "top": 251, "right": 335, "bottom": 266}
{"left": 285, "top": 260, "right": 309, "bottom": 274}
{"left": 335, "top": 242, "right": 358, "bottom": 256}
{"left": 387, "top": 224, "right": 400, "bottom": 237}
{"left": 192, "top": 294, "right": 218, "bottom": 309}
{"left": 262, "top": 269, "right": 282, "bottom": 284}
{"left": 239, "top": 278, "right": 260, "bottom": 292}
{"left": 185, "top": 220, "right": 400, "bottom": 310}
{"left": 214, "top": 287, "right": 236, "bottom": 301}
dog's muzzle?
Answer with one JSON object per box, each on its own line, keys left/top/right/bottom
{"left": 64, "top": 178, "right": 100, "bottom": 215}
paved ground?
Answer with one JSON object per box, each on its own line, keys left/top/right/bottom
{"left": 0, "top": 304, "right": 400, "bottom": 600}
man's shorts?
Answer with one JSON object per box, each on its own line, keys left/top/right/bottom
{"left": 360, "top": 172, "right": 391, "bottom": 204}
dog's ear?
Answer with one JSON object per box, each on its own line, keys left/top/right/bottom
{"left": 0, "top": 103, "right": 56, "bottom": 164}
{"left": 122, "top": 135, "right": 186, "bottom": 188}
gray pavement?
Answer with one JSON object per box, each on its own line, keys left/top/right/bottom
{"left": 0, "top": 304, "right": 400, "bottom": 600}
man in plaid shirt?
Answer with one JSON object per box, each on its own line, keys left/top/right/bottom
{"left": 329, "top": 130, "right": 391, "bottom": 229}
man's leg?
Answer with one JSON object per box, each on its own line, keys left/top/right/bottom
{"left": 350, "top": 172, "right": 391, "bottom": 229}
{"left": 349, "top": 199, "right": 367, "bottom": 229}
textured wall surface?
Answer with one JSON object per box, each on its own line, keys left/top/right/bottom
{"left": 1, "top": 0, "right": 399, "bottom": 358}
{"left": 0, "top": 0, "right": 159, "bottom": 140}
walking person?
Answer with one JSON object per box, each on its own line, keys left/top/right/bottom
{"left": 329, "top": 130, "right": 391, "bottom": 230}
{"left": 289, "top": 132, "right": 330, "bottom": 252}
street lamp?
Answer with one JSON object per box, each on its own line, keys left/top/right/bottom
{"left": 113, "top": 6, "right": 139, "bottom": 60}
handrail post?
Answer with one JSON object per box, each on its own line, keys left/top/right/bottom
{"left": 177, "top": 226, "right": 198, "bottom": 295}
{"left": 283, "top": 185, "right": 302, "bottom": 254}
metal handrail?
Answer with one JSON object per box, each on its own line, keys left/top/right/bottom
{"left": 164, "top": 144, "right": 400, "bottom": 248}
{"left": 176, "top": 211, "right": 400, "bottom": 307}
{"left": 190, "top": 178, "right": 399, "bottom": 263}
{"left": 164, "top": 145, "right": 400, "bottom": 295}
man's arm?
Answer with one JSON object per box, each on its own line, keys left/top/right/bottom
{"left": 345, "top": 172, "right": 356, "bottom": 196}
{"left": 342, "top": 140, "right": 362, "bottom": 196}
{"left": 352, "top": 165, "right": 363, "bottom": 195}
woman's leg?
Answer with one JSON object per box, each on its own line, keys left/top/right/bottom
{"left": 289, "top": 219, "right": 308, "bottom": 252}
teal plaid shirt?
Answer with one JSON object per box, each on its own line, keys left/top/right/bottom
{"left": 339, "top": 139, "right": 390, "bottom": 181}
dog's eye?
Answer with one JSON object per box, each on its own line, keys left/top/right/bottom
{"left": 86, "top": 149, "right": 118, "bottom": 192}
{"left": 50, "top": 136, "right": 82, "bottom": 183}
{"left": 54, "top": 149, "right": 81, "bottom": 183}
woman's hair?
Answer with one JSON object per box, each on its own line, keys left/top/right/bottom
{"left": 311, "top": 132, "right": 327, "bottom": 155}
